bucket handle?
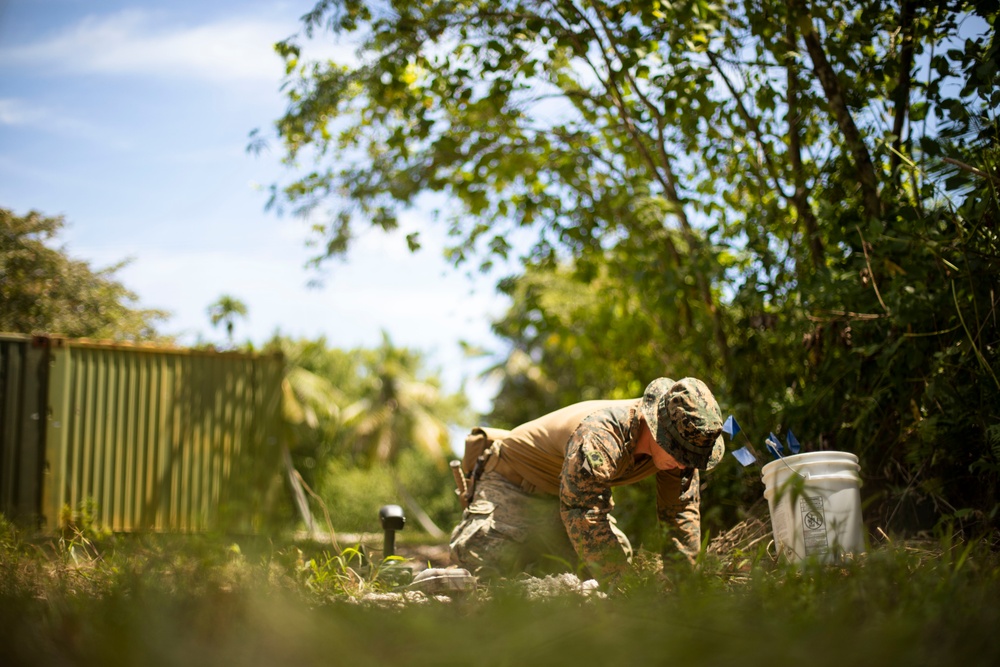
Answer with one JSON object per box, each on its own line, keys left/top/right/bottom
{"left": 774, "top": 451, "right": 807, "bottom": 480}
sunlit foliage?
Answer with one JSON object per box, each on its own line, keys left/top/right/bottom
{"left": 0, "top": 207, "right": 168, "bottom": 340}
{"left": 264, "top": 1, "right": 999, "bottom": 534}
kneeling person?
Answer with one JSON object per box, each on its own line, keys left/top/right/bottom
{"left": 449, "top": 377, "right": 724, "bottom": 584}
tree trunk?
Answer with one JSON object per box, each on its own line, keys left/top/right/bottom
{"left": 791, "top": 0, "right": 882, "bottom": 220}
{"left": 661, "top": 159, "right": 733, "bottom": 379}
{"left": 785, "top": 20, "right": 825, "bottom": 270}
{"left": 890, "top": 0, "right": 917, "bottom": 175}
{"left": 281, "top": 444, "right": 316, "bottom": 535}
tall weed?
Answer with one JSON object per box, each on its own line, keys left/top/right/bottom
{"left": 0, "top": 519, "right": 997, "bottom": 667}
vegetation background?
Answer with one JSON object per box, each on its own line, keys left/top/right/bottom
{"left": 1, "top": 0, "right": 999, "bottom": 663}
{"left": 261, "top": 0, "right": 1000, "bottom": 544}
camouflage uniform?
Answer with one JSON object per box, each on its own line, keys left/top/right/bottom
{"left": 450, "top": 378, "right": 723, "bottom": 583}
{"left": 448, "top": 471, "right": 580, "bottom": 577}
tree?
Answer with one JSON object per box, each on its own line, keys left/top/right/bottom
{"left": 265, "top": 334, "right": 359, "bottom": 468}
{"left": 262, "top": 0, "right": 735, "bottom": 372}
{"left": 264, "top": 333, "right": 471, "bottom": 536}
{"left": 340, "top": 331, "right": 470, "bottom": 536}
{"left": 264, "top": 2, "right": 1000, "bottom": 533}
{"left": 207, "top": 295, "right": 248, "bottom": 346}
{"left": 264, "top": 335, "right": 351, "bottom": 533}
{"left": 0, "top": 207, "right": 168, "bottom": 340}
{"left": 484, "top": 262, "right": 689, "bottom": 428}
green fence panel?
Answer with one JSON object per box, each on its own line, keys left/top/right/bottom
{"left": 1, "top": 334, "right": 284, "bottom": 533}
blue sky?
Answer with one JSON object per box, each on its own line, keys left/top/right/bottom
{"left": 0, "top": 0, "right": 507, "bottom": 414}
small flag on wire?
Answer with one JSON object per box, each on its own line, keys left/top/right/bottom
{"left": 786, "top": 429, "right": 801, "bottom": 454}
{"left": 766, "top": 432, "right": 783, "bottom": 458}
{"left": 731, "top": 446, "right": 757, "bottom": 467}
{"left": 722, "top": 415, "right": 741, "bottom": 439}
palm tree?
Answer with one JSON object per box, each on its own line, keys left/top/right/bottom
{"left": 341, "top": 332, "right": 468, "bottom": 537}
{"left": 269, "top": 336, "right": 347, "bottom": 536}
{"left": 207, "top": 295, "right": 248, "bottom": 346}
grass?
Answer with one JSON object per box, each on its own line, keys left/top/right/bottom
{"left": 1, "top": 515, "right": 998, "bottom": 667}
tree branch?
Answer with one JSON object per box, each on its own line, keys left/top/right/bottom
{"left": 791, "top": 0, "right": 882, "bottom": 220}
{"left": 890, "top": 0, "right": 917, "bottom": 175}
{"left": 785, "top": 19, "right": 825, "bottom": 269}
{"left": 706, "top": 50, "right": 794, "bottom": 202}
{"left": 943, "top": 156, "right": 999, "bottom": 183}
{"left": 550, "top": 1, "right": 681, "bottom": 212}
{"left": 548, "top": 0, "right": 731, "bottom": 375}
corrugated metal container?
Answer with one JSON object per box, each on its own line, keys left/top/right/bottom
{"left": 1, "top": 334, "right": 284, "bottom": 532}
{"left": 0, "top": 334, "right": 48, "bottom": 526}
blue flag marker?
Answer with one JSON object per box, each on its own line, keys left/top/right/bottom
{"left": 722, "top": 415, "right": 741, "bottom": 439}
{"left": 766, "top": 432, "right": 783, "bottom": 458}
{"left": 731, "top": 446, "right": 756, "bottom": 467}
{"left": 786, "top": 429, "right": 801, "bottom": 454}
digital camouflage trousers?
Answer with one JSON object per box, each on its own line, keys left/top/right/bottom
{"left": 449, "top": 471, "right": 632, "bottom": 578}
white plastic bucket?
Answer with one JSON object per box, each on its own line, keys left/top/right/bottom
{"left": 761, "top": 451, "right": 865, "bottom": 563}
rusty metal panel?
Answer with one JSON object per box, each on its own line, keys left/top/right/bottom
{"left": 0, "top": 334, "right": 48, "bottom": 524}
{"left": 41, "top": 338, "right": 283, "bottom": 532}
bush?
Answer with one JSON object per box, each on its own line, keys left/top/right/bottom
{"left": 316, "top": 450, "right": 461, "bottom": 536}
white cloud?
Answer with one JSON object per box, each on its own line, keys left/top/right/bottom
{"left": 1, "top": 97, "right": 80, "bottom": 130}
{"left": 78, "top": 229, "right": 503, "bottom": 352}
{"left": 0, "top": 97, "right": 134, "bottom": 151}
{"left": 0, "top": 98, "right": 30, "bottom": 125}
{"left": 0, "top": 8, "right": 356, "bottom": 85}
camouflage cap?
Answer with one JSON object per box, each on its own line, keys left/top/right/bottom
{"left": 640, "top": 377, "right": 724, "bottom": 471}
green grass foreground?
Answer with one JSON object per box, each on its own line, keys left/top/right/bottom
{"left": 1, "top": 519, "right": 998, "bottom": 667}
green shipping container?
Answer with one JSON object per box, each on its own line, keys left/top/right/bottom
{"left": 0, "top": 334, "right": 284, "bottom": 533}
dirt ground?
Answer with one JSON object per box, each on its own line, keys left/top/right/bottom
{"left": 298, "top": 506, "right": 775, "bottom": 575}
{"left": 396, "top": 542, "right": 453, "bottom": 570}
